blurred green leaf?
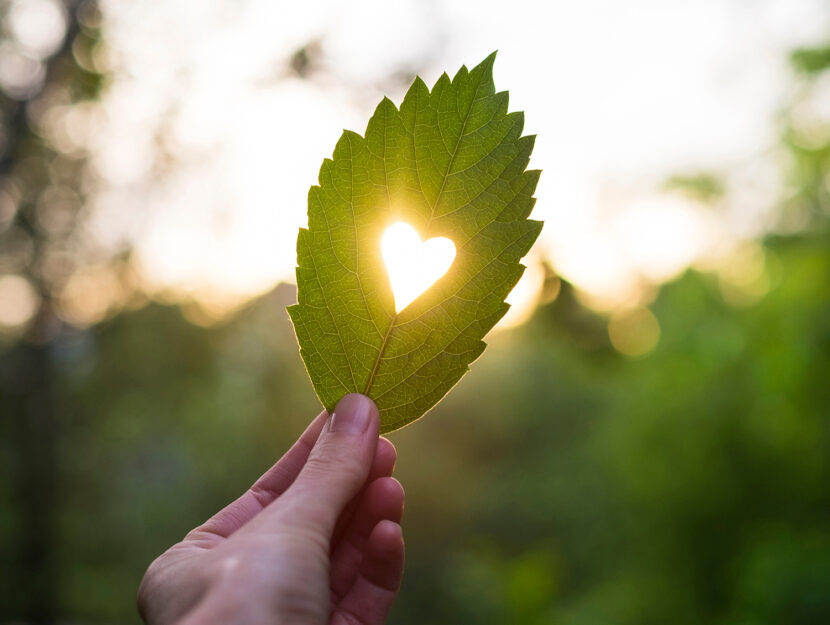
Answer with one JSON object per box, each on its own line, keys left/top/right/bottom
{"left": 791, "top": 45, "right": 830, "bottom": 75}
{"left": 664, "top": 173, "right": 725, "bottom": 204}
{"left": 288, "top": 53, "right": 542, "bottom": 432}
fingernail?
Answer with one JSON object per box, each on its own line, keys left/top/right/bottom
{"left": 331, "top": 394, "right": 375, "bottom": 435}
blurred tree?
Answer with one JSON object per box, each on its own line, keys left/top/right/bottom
{"left": 790, "top": 44, "right": 830, "bottom": 76}
{"left": 663, "top": 172, "right": 725, "bottom": 204}
{"left": 0, "top": 0, "right": 107, "bottom": 621}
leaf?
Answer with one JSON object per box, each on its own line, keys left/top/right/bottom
{"left": 288, "top": 53, "right": 542, "bottom": 433}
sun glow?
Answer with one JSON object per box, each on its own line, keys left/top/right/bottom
{"left": 51, "top": 0, "right": 810, "bottom": 327}
{"left": 381, "top": 222, "right": 456, "bottom": 313}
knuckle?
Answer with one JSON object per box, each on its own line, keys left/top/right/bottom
{"left": 304, "top": 446, "right": 366, "bottom": 486}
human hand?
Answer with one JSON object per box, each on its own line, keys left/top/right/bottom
{"left": 137, "top": 394, "right": 405, "bottom": 625}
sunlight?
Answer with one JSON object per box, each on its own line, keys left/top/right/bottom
{"left": 608, "top": 307, "right": 661, "bottom": 357}
{"left": 0, "top": 275, "right": 40, "bottom": 329}
{"left": 381, "top": 222, "right": 455, "bottom": 313}
{"left": 71, "top": 0, "right": 822, "bottom": 328}
{"left": 500, "top": 257, "right": 545, "bottom": 329}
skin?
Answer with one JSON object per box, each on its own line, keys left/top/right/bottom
{"left": 137, "top": 394, "right": 405, "bottom": 625}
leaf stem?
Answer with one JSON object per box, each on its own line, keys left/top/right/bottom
{"left": 364, "top": 313, "right": 397, "bottom": 395}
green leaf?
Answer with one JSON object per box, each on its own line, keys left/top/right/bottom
{"left": 791, "top": 45, "right": 830, "bottom": 76}
{"left": 288, "top": 53, "right": 542, "bottom": 433}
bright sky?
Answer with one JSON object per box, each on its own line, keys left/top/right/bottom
{"left": 76, "top": 0, "right": 828, "bottom": 323}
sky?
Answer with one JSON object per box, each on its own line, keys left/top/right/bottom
{"left": 12, "top": 0, "right": 829, "bottom": 327}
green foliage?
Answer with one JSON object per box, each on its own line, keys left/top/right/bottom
{"left": 791, "top": 45, "right": 830, "bottom": 75}
{"left": 5, "top": 233, "right": 829, "bottom": 623}
{"left": 288, "top": 53, "right": 542, "bottom": 432}
{"left": 664, "top": 172, "right": 725, "bottom": 204}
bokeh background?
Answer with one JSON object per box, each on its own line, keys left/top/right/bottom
{"left": 2, "top": 0, "right": 830, "bottom": 623}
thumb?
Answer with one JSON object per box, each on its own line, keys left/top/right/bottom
{"left": 278, "top": 393, "right": 379, "bottom": 538}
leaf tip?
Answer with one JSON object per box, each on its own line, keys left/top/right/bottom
{"left": 411, "top": 75, "right": 429, "bottom": 92}
{"left": 478, "top": 50, "right": 498, "bottom": 72}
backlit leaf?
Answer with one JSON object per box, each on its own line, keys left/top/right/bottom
{"left": 288, "top": 53, "right": 542, "bottom": 433}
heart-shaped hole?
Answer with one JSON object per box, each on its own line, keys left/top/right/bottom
{"left": 381, "top": 222, "right": 456, "bottom": 313}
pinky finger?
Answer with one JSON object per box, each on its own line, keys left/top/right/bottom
{"left": 331, "top": 520, "right": 405, "bottom": 625}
